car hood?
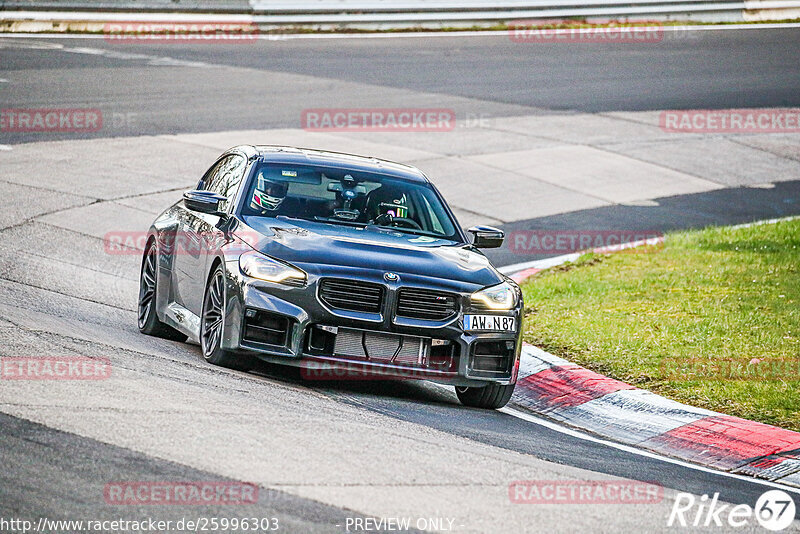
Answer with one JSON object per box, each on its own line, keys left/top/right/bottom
{"left": 237, "top": 216, "right": 503, "bottom": 288}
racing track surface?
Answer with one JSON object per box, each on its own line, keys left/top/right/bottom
{"left": 2, "top": 28, "right": 800, "bottom": 141}
{"left": 1, "top": 28, "right": 800, "bottom": 532}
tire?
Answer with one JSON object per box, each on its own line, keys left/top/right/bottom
{"left": 455, "top": 383, "right": 516, "bottom": 409}
{"left": 201, "top": 265, "right": 253, "bottom": 372}
{"left": 138, "top": 245, "right": 188, "bottom": 342}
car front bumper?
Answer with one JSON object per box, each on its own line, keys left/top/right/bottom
{"left": 218, "top": 260, "right": 523, "bottom": 387}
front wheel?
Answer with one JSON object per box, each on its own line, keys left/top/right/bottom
{"left": 138, "top": 245, "right": 187, "bottom": 342}
{"left": 455, "top": 383, "right": 515, "bottom": 409}
{"left": 201, "top": 265, "right": 253, "bottom": 372}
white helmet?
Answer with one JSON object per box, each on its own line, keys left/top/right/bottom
{"left": 250, "top": 172, "right": 288, "bottom": 212}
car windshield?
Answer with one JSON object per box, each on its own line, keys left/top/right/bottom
{"left": 241, "top": 163, "right": 459, "bottom": 239}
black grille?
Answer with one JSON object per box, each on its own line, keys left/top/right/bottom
{"left": 396, "top": 288, "right": 458, "bottom": 321}
{"left": 319, "top": 278, "right": 384, "bottom": 313}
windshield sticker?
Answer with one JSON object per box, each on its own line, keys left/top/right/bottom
{"left": 409, "top": 236, "right": 439, "bottom": 244}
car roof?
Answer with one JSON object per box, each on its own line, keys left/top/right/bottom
{"left": 248, "top": 145, "right": 429, "bottom": 183}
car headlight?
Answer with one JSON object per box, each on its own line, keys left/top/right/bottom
{"left": 239, "top": 251, "right": 306, "bottom": 285}
{"left": 471, "top": 281, "right": 518, "bottom": 310}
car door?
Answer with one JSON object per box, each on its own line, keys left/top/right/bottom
{"left": 172, "top": 155, "right": 231, "bottom": 316}
{"left": 174, "top": 154, "right": 248, "bottom": 318}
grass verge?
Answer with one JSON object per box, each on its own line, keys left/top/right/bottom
{"left": 520, "top": 218, "right": 800, "bottom": 431}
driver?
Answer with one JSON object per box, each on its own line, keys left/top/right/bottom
{"left": 250, "top": 171, "right": 289, "bottom": 214}
{"left": 365, "top": 184, "right": 409, "bottom": 222}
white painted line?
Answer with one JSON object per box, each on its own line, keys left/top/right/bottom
{"left": 62, "top": 46, "right": 104, "bottom": 55}
{"left": 499, "top": 406, "right": 800, "bottom": 494}
{"left": 498, "top": 252, "right": 580, "bottom": 275}
{"left": 0, "top": 40, "right": 64, "bottom": 50}
{"left": 431, "top": 379, "right": 800, "bottom": 491}
{"left": 730, "top": 214, "right": 800, "bottom": 229}
{"left": 0, "top": 145, "right": 13, "bottom": 151}
{"left": 41, "top": 44, "right": 214, "bottom": 68}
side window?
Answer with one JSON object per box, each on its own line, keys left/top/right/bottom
{"left": 199, "top": 158, "right": 226, "bottom": 190}
{"left": 204, "top": 155, "right": 248, "bottom": 211}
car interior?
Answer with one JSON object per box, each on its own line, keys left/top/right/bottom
{"left": 242, "top": 165, "right": 455, "bottom": 238}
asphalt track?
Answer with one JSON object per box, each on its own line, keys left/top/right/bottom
{"left": 2, "top": 29, "right": 800, "bottom": 143}
{"left": 1, "top": 28, "right": 800, "bottom": 533}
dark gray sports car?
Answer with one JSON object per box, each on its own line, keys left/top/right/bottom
{"left": 138, "top": 145, "right": 522, "bottom": 408}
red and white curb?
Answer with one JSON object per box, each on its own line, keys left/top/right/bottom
{"left": 502, "top": 225, "right": 800, "bottom": 488}
{"left": 511, "top": 344, "right": 800, "bottom": 487}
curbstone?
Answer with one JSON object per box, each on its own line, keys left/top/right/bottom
{"left": 512, "top": 344, "right": 800, "bottom": 487}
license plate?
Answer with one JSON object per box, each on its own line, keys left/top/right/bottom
{"left": 463, "top": 315, "right": 516, "bottom": 332}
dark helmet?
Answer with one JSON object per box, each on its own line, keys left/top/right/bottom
{"left": 365, "top": 184, "right": 408, "bottom": 220}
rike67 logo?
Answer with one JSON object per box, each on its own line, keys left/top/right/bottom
{"left": 669, "top": 489, "right": 796, "bottom": 531}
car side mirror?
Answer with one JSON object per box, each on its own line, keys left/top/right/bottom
{"left": 468, "top": 225, "right": 504, "bottom": 248}
{"left": 183, "top": 190, "right": 228, "bottom": 217}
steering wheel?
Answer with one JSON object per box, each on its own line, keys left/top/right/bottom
{"left": 387, "top": 217, "right": 422, "bottom": 230}
{"left": 373, "top": 213, "right": 422, "bottom": 230}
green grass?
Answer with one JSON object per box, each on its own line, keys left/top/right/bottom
{"left": 521, "top": 218, "right": 800, "bottom": 431}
